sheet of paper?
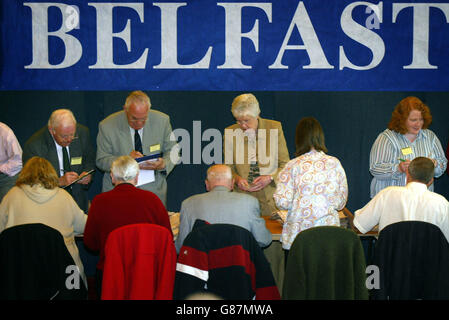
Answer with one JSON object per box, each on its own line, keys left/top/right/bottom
{"left": 136, "top": 169, "right": 155, "bottom": 186}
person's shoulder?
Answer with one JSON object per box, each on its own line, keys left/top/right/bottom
{"left": 421, "top": 128, "right": 437, "bottom": 138}
{"left": 0, "top": 122, "right": 12, "bottom": 134}
{"left": 260, "top": 118, "right": 282, "bottom": 129}
{"left": 377, "top": 185, "right": 405, "bottom": 198}
{"left": 322, "top": 153, "right": 343, "bottom": 165}
{"left": 228, "top": 191, "right": 259, "bottom": 205}
{"left": 149, "top": 109, "right": 170, "bottom": 121}
{"left": 25, "top": 126, "right": 48, "bottom": 145}
{"left": 425, "top": 189, "right": 449, "bottom": 204}
{"left": 182, "top": 192, "right": 210, "bottom": 206}
{"left": 136, "top": 187, "right": 164, "bottom": 203}
{"left": 100, "top": 110, "right": 125, "bottom": 126}
{"left": 380, "top": 128, "right": 400, "bottom": 138}
{"left": 76, "top": 123, "right": 90, "bottom": 133}
{"left": 91, "top": 187, "right": 116, "bottom": 203}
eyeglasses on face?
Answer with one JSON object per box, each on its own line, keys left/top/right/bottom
{"left": 58, "top": 133, "right": 78, "bottom": 140}
{"left": 129, "top": 117, "right": 148, "bottom": 123}
{"left": 235, "top": 117, "right": 256, "bottom": 125}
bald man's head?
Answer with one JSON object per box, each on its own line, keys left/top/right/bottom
{"left": 205, "top": 165, "right": 234, "bottom": 191}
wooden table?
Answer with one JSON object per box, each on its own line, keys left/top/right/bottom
{"left": 264, "top": 208, "right": 379, "bottom": 239}
{"left": 263, "top": 216, "right": 283, "bottom": 241}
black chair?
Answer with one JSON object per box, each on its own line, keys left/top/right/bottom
{"left": 371, "top": 221, "right": 449, "bottom": 300}
{"left": 174, "top": 220, "right": 280, "bottom": 300}
{"left": 283, "top": 226, "right": 369, "bottom": 300}
{"left": 0, "top": 223, "right": 87, "bottom": 300}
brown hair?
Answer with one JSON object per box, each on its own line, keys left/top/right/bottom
{"left": 16, "top": 157, "right": 59, "bottom": 189}
{"left": 295, "top": 117, "right": 328, "bottom": 157}
{"left": 388, "top": 96, "right": 432, "bottom": 134}
{"left": 408, "top": 157, "right": 434, "bottom": 184}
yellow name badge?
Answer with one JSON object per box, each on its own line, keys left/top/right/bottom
{"left": 401, "top": 147, "right": 413, "bottom": 156}
{"left": 71, "top": 157, "right": 82, "bottom": 165}
{"left": 150, "top": 144, "right": 161, "bottom": 153}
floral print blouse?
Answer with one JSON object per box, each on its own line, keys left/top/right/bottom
{"left": 273, "top": 150, "right": 348, "bottom": 249}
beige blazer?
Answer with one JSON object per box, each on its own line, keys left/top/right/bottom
{"left": 224, "top": 118, "right": 290, "bottom": 216}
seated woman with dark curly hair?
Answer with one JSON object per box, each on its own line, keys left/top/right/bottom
{"left": 0, "top": 156, "right": 87, "bottom": 287}
{"left": 369, "top": 96, "right": 447, "bottom": 198}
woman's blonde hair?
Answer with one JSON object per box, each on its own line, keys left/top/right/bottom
{"left": 16, "top": 157, "right": 59, "bottom": 189}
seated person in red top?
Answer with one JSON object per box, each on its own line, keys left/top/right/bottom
{"left": 83, "top": 155, "right": 172, "bottom": 298}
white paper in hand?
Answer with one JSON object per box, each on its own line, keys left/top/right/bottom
{"left": 136, "top": 169, "right": 155, "bottom": 186}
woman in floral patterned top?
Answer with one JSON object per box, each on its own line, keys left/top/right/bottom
{"left": 273, "top": 117, "right": 348, "bottom": 252}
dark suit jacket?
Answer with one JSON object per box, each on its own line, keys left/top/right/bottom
{"left": 22, "top": 124, "right": 95, "bottom": 212}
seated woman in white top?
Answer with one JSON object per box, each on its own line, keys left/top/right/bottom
{"left": 0, "top": 156, "right": 87, "bottom": 287}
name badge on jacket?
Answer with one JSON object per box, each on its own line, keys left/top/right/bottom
{"left": 71, "top": 157, "right": 82, "bottom": 165}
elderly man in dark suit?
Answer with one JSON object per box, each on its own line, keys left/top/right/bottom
{"left": 22, "top": 109, "right": 95, "bottom": 212}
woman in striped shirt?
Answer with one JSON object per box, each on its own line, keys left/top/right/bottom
{"left": 369, "top": 96, "right": 447, "bottom": 198}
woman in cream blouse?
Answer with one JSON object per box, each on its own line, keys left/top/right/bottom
{"left": 274, "top": 117, "right": 348, "bottom": 252}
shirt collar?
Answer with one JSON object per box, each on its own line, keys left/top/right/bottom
{"left": 210, "top": 185, "right": 232, "bottom": 192}
{"left": 406, "top": 181, "right": 428, "bottom": 192}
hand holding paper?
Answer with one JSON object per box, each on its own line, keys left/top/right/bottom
{"left": 139, "top": 157, "right": 165, "bottom": 171}
{"left": 76, "top": 170, "right": 93, "bottom": 185}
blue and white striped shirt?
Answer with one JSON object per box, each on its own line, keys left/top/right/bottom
{"left": 369, "top": 129, "right": 447, "bottom": 198}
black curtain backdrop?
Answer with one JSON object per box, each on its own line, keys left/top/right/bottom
{"left": 1, "top": 91, "right": 448, "bottom": 214}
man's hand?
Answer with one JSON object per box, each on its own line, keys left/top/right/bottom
{"left": 59, "top": 171, "right": 79, "bottom": 187}
{"left": 235, "top": 175, "right": 251, "bottom": 192}
{"left": 398, "top": 159, "right": 411, "bottom": 173}
{"left": 76, "top": 171, "right": 92, "bottom": 185}
{"left": 129, "top": 150, "right": 144, "bottom": 159}
{"left": 139, "top": 158, "right": 165, "bottom": 171}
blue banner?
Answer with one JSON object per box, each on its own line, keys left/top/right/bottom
{"left": 1, "top": 0, "right": 449, "bottom": 91}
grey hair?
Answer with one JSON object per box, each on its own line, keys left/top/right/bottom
{"left": 111, "top": 155, "right": 140, "bottom": 182}
{"left": 124, "top": 90, "right": 151, "bottom": 111}
{"left": 231, "top": 93, "right": 261, "bottom": 119}
{"left": 48, "top": 109, "right": 77, "bottom": 129}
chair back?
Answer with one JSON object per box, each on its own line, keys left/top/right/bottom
{"left": 101, "top": 223, "right": 176, "bottom": 300}
{"left": 174, "top": 220, "right": 280, "bottom": 300}
{"left": 0, "top": 223, "right": 87, "bottom": 300}
{"left": 371, "top": 221, "right": 449, "bottom": 300}
{"left": 283, "top": 226, "right": 368, "bottom": 300}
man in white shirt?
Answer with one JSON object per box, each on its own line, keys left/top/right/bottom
{"left": 354, "top": 157, "right": 449, "bottom": 242}
{"left": 0, "top": 122, "right": 22, "bottom": 202}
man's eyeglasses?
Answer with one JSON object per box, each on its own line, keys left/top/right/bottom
{"left": 57, "top": 133, "right": 78, "bottom": 140}
{"left": 129, "top": 117, "right": 148, "bottom": 123}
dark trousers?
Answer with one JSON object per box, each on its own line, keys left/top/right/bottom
{"left": 284, "top": 249, "right": 289, "bottom": 270}
{"left": 95, "top": 269, "right": 103, "bottom": 300}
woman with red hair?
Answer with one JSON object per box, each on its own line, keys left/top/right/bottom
{"left": 369, "top": 96, "right": 447, "bottom": 198}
